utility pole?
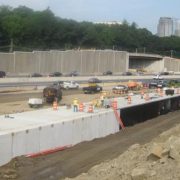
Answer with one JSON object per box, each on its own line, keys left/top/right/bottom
{"left": 9, "top": 38, "right": 13, "bottom": 52}
{"left": 170, "top": 50, "right": 173, "bottom": 57}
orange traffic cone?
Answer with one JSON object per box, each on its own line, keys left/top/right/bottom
{"left": 53, "top": 100, "right": 58, "bottom": 110}
{"left": 79, "top": 103, "right": 84, "bottom": 112}
{"left": 127, "top": 96, "right": 132, "bottom": 104}
{"left": 88, "top": 104, "right": 93, "bottom": 113}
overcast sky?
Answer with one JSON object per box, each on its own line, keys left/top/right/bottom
{"left": 0, "top": 0, "right": 179, "bottom": 34}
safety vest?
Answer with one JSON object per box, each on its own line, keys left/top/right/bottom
{"left": 73, "top": 99, "right": 79, "bottom": 106}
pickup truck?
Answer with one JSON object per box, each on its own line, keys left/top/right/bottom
{"left": 83, "top": 84, "right": 102, "bottom": 94}
{"left": 62, "top": 81, "right": 79, "bottom": 89}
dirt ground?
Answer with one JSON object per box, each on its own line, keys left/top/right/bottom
{"left": 0, "top": 87, "right": 180, "bottom": 180}
{"left": 67, "top": 112, "right": 180, "bottom": 180}
{"left": 0, "top": 84, "right": 127, "bottom": 115}
{"left": 0, "top": 89, "right": 101, "bottom": 115}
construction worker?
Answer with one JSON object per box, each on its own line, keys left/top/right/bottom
{"left": 73, "top": 98, "right": 79, "bottom": 112}
{"left": 100, "top": 94, "right": 104, "bottom": 107}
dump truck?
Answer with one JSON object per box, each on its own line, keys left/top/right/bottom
{"left": 83, "top": 83, "right": 102, "bottom": 94}
{"left": 43, "top": 83, "right": 62, "bottom": 103}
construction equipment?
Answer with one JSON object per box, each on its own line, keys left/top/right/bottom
{"left": 43, "top": 83, "right": 62, "bottom": 103}
{"left": 127, "top": 81, "right": 139, "bottom": 90}
{"left": 28, "top": 98, "right": 43, "bottom": 108}
{"left": 112, "top": 85, "right": 128, "bottom": 94}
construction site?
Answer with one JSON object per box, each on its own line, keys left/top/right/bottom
{"left": 0, "top": 49, "right": 179, "bottom": 179}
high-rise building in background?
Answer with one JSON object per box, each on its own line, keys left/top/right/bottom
{"left": 174, "top": 19, "right": 180, "bottom": 37}
{"left": 157, "top": 17, "right": 180, "bottom": 37}
{"left": 157, "top": 17, "right": 173, "bottom": 37}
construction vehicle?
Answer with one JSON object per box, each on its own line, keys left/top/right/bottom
{"left": 83, "top": 83, "right": 102, "bottom": 94}
{"left": 43, "top": 83, "right": 62, "bottom": 103}
{"left": 127, "top": 81, "right": 140, "bottom": 90}
{"left": 28, "top": 98, "right": 43, "bottom": 108}
{"left": 112, "top": 85, "right": 128, "bottom": 94}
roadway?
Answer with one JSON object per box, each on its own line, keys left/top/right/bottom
{"left": 0, "top": 75, "right": 179, "bottom": 88}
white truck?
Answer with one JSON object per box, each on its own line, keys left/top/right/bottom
{"left": 62, "top": 81, "right": 79, "bottom": 89}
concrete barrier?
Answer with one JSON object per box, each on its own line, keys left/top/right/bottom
{"left": 0, "top": 108, "right": 119, "bottom": 166}
{"left": 0, "top": 134, "right": 12, "bottom": 165}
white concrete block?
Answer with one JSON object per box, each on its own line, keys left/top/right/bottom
{"left": 72, "top": 118, "right": 83, "bottom": 145}
{"left": 12, "top": 131, "right": 26, "bottom": 157}
{"left": 25, "top": 128, "right": 40, "bottom": 154}
{"left": 51, "top": 123, "right": 65, "bottom": 147}
{"left": 0, "top": 134, "right": 12, "bottom": 166}
{"left": 39, "top": 125, "right": 55, "bottom": 151}
{"left": 60, "top": 120, "right": 73, "bottom": 146}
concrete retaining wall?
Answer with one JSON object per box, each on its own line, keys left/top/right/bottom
{"left": 0, "top": 50, "right": 180, "bottom": 74}
{"left": 0, "top": 110, "right": 119, "bottom": 166}
{"left": 164, "top": 57, "right": 180, "bottom": 72}
{"left": 0, "top": 53, "right": 14, "bottom": 72}
{"left": 0, "top": 50, "right": 128, "bottom": 74}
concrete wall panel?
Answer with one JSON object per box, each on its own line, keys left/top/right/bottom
{"left": 25, "top": 128, "right": 40, "bottom": 154}
{"left": 72, "top": 118, "right": 83, "bottom": 145}
{"left": 50, "top": 50, "right": 63, "bottom": 72}
{"left": 164, "top": 57, "right": 180, "bottom": 72}
{"left": 14, "top": 52, "right": 37, "bottom": 73}
{"left": 114, "top": 51, "right": 128, "bottom": 72}
{"left": 0, "top": 53, "right": 14, "bottom": 72}
{"left": 34, "top": 51, "right": 51, "bottom": 73}
{"left": 39, "top": 125, "right": 56, "bottom": 151}
{"left": 81, "top": 50, "right": 96, "bottom": 74}
{"left": 12, "top": 131, "right": 26, "bottom": 157}
{"left": 93, "top": 50, "right": 101, "bottom": 74}
{"left": 0, "top": 134, "right": 12, "bottom": 166}
{"left": 62, "top": 50, "right": 81, "bottom": 73}
{"left": 81, "top": 116, "right": 91, "bottom": 141}
{"left": 98, "top": 50, "right": 117, "bottom": 73}
{"left": 59, "top": 120, "right": 73, "bottom": 146}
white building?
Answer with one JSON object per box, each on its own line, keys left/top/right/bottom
{"left": 157, "top": 17, "right": 173, "bottom": 37}
{"left": 174, "top": 19, "right": 180, "bottom": 37}
{"left": 94, "top": 21, "right": 122, "bottom": 26}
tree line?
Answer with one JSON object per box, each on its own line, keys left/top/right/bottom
{"left": 0, "top": 5, "right": 180, "bottom": 57}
